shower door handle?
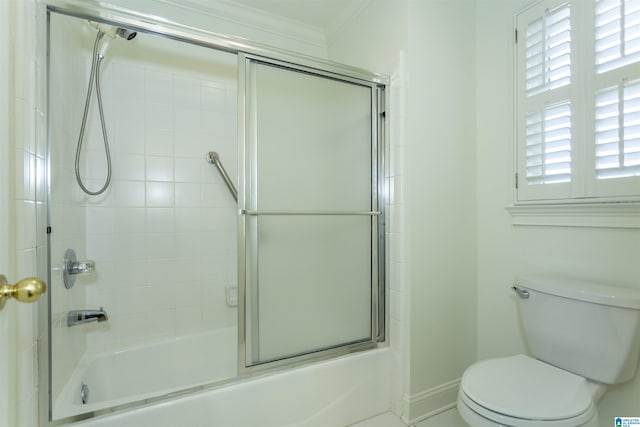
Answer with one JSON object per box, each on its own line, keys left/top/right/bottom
{"left": 0, "top": 274, "right": 47, "bottom": 310}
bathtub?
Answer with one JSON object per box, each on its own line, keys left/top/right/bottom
{"left": 55, "top": 327, "right": 238, "bottom": 420}
{"left": 57, "top": 328, "right": 391, "bottom": 427}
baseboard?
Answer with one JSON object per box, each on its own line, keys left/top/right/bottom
{"left": 400, "top": 378, "right": 460, "bottom": 425}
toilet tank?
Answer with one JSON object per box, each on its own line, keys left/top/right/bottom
{"left": 514, "top": 275, "right": 640, "bottom": 384}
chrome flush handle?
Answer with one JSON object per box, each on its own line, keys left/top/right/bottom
{"left": 512, "top": 285, "right": 530, "bottom": 299}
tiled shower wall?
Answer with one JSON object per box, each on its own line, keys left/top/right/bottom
{"left": 387, "top": 51, "right": 408, "bottom": 417}
{"left": 49, "top": 14, "right": 239, "bottom": 358}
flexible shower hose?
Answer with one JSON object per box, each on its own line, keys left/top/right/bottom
{"left": 75, "top": 31, "right": 112, "bottom": 196}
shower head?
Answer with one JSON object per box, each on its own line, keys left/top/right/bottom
{"left": 88, "top": 21, "right": 137, "bottom": 40}
{"left": 115, "top": 28, "right": 137, "bottom": 41}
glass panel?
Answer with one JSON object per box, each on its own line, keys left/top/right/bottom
{"left": 48, "top": 12, "right": 238, "bottom": 420}
{"left": 251, "top": 62, "right": 372, "bottom": 211}
{"left": 247, "top": 216, "right": 372, "bottom": 364}
{"left": 244, "top": 60, "right": 376, "bottom": 366}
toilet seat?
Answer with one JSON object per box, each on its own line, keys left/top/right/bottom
{"left": 459, "top": 354, "right": 597, "bottom": 426}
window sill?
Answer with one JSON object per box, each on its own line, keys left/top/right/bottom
{"left": 505, "top": 203, "right": 640, "bottom": 229}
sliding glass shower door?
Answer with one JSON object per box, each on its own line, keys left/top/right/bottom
{"left": 239, "top": 56, "right": 385, "bottom": 367}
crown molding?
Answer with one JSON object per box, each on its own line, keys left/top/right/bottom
{"left": 325, "top": 0, "right": 372, "bottom": 45}
{"left": 155, "top": 0, "right": 327, "bottom": 51}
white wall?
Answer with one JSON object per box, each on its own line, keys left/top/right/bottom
{"left": 0, "top": 0, "right": 16, "bottom": 424}
{"left": 406, "top": 0, "right": 477, "bottom": 420}
{"left": 475, "top": 0, "right": 640, "bottom": 420}
{"left": 329, "top": 0, "right": 478, "bottom": 423}
{"left": 327, "top": 0, "right": 409, "bottom": 418}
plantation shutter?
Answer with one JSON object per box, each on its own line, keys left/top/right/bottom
{"left": 592, "top": 0, "right": 640, "bottom": 196}
{"left": 517, "top": 1, "right": 574, "bottom": 201}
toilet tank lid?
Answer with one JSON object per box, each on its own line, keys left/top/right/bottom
{"left": 516, "top": 275, "right": 640, "bottom": 309}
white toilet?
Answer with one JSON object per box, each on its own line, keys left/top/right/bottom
{"left": 457, "top": 274, "right": 640, "bottom": 426}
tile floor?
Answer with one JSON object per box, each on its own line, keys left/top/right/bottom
{"left": 350, "top": 408, "right": 466, "bottom": 427}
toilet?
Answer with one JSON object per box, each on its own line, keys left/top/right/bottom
{"left": 457, "top": 275, "right": 640, "bottom": 426}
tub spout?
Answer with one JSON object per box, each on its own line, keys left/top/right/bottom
{"left": 68, "top": 307, "right": 108, "bottom": 327}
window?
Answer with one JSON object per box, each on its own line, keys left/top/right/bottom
{"left": 516, "top": 0, "right": 640, "bottom": 202}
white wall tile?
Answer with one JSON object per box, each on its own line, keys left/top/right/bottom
{"left": 115, "top": 208, "right": 146, "bottom": 234}
{"left": 175, "top": 158, "right": 201, "bottom": 182}
{"left": 175, "top": 183, "right": 201, "bottom": 207}
{"left": 175, "top": 208, "right": 201, "bottom": 232}
{"left": 146, "top": 182, "right": 174, "bottom": 207}
{"left": 145, "top": 70, "right": 173, "bottom": 105}
{"left": 146, "top": 156, "right": 174, "bottom": 182}
{"left": 115, "top": 180, "right": 145, "bottom": 207}
{"left": 114, "top": 101, "right": 146, "bottom": 155}
{"left": 146, "top": 103, "right": 173, "bottom": 130}
{"left": 115, "top": 62, "right": 145, "bottom": 101}
{"left": 201, "top": 84, "right": 226, "bottom": 112}
{"left": 146, "top": 208, "right": 175, "bottom": 233}
{"left": 113, "top": 153, "right": 145, "bottom": 181}
{"left": 86, "top": 207, "right": 115, "bottom": 235}
{"left": 144, "top": 233, "right": 176, "bottom": 259}
{"left": 146, "top": 128, "right": 174, "bottom": 157}
{"left": 174, "top": 76, "right": 201, "bottom": 109}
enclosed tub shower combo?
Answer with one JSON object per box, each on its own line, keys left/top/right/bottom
{"left": 40, "top": 1, "right": 388, "bottom": 424}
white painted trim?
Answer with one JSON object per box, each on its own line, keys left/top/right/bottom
{"left": 0, "top": 2, "right": 16, "bottom": 425}
{"left": 325, "top": 0, "right": 372, "bottom": 45}
{"left": 400, "top": 379, "right": 460, "bottom": 425}
{"left": 506, "top": 202, "right": 640, "bottom": 228}
{"left": 156, "top": 0, "right": 327, "bottom": 51}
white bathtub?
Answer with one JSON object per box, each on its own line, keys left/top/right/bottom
{"left": 59, "top": 337, "right": 391, "bottom": 427}
{"left": 55, "top": 327, "right": 238, "bottom": 420}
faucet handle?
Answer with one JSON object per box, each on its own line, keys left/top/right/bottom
{"left": 63, "top": 249, "right": 96, "bottom": 289}
{"left": 67, "top": 259, "right": 96, "bottom": 275}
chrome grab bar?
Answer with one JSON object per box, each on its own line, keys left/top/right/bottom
{"left": 206, "top": 151, "right": 238, "bottom": 202}
{"left": 240, "top": 209, "right": 381, "bottom": 216}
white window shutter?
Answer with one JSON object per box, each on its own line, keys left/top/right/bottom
{"left": 517, "top": 1, "right": 574, "bottom": 201}
{"left": 526, "top": 102, "right": 573, "bottom": 184}
{"left": 526, "top": 5, "right": 572, "bottom": 96}
{"left": 595, "top": 0, "right": 640, "bottom": 74}
{"left": 592, "top": 0, "right": 640, "bottom": 197}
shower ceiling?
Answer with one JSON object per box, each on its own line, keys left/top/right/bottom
{"left": 229, "top": 0, "right": 367, "bottom": 32}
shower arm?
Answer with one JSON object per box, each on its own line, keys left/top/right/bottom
{"left": 206, "top": 151, "right": 238, "bottom": 203}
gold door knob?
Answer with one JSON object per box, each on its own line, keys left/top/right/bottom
{"left": 0, "top": 274, "right": 47, "bottom": 310}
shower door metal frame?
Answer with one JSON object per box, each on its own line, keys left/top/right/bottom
{"left": 237, "top": 54, "right": 386, "bottom": 373}
{"left": 40, "top": 1, "right": 388, "bottom": 424}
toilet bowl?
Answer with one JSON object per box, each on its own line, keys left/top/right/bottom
{"left": 457, "top": 355, "right": 602, "bottom": 426}
{"left": 457, "top": 275, "right": 640, "bottom": 427}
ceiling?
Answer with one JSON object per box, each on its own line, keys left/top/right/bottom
{"left": 228, "top": 0, "right": 366, "bottom": 31}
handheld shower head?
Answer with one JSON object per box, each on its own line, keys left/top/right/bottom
{"left": 115, "top": 28, "right": 137, "bottom": 40}
{"left": 88, "top": 21, "right": 137, "bottom": 40}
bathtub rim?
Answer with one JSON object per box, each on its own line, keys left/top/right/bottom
{"left": 52, "top": 326, "right": 238, "bottom": 420}
{"left": 53, "top": 341, "right": 384, "bottom": 425}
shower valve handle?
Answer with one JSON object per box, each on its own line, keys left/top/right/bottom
{"left": 63, "top": 249, "right": 96, "bottom": 289}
